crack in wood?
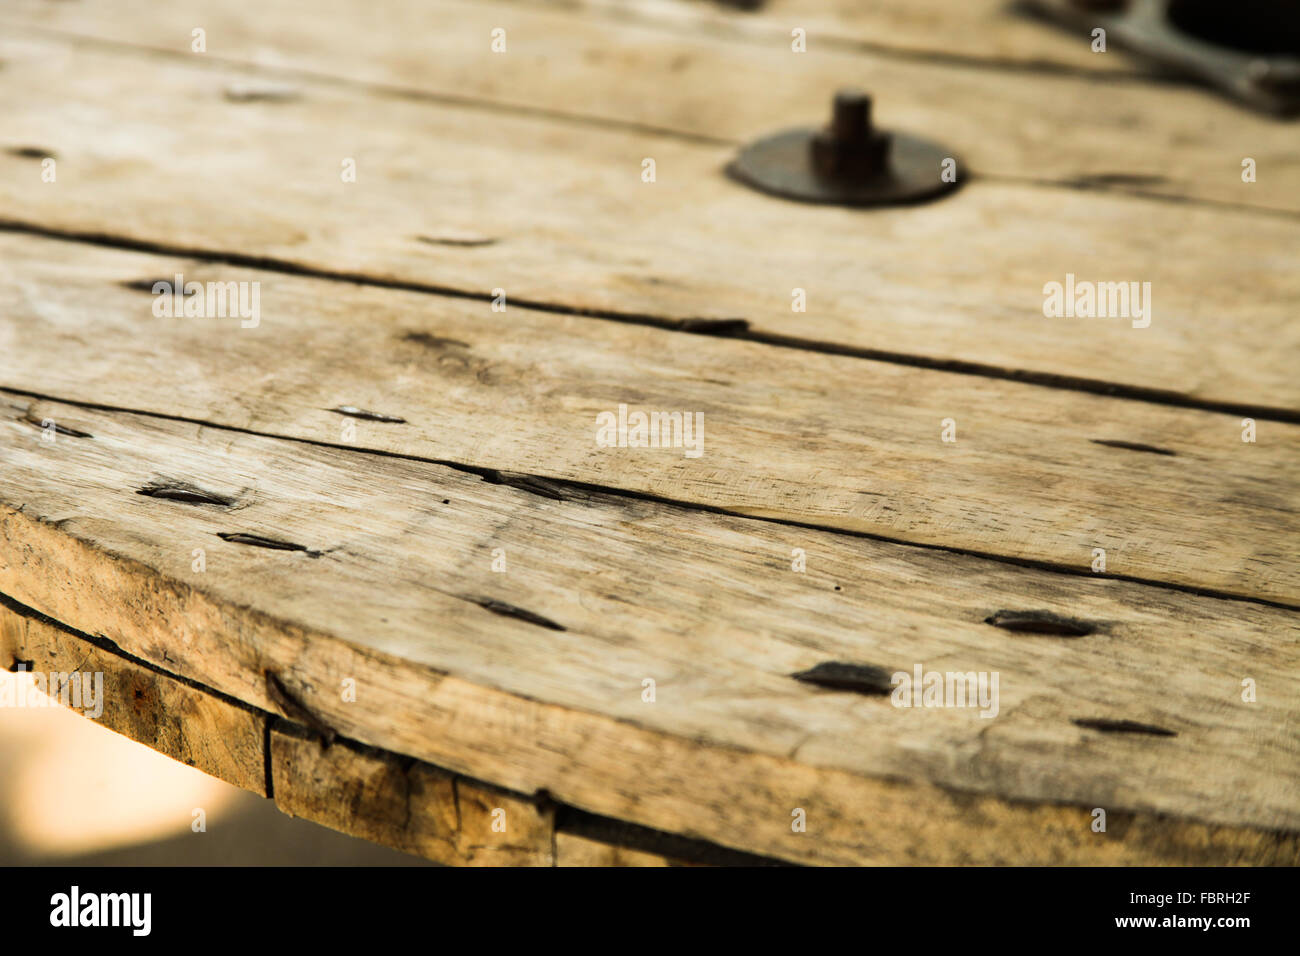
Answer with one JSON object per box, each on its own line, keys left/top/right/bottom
{"left": 119, "top": 277, "right": 198, "bottom": 295}
{"left": 1073, "top": 717, "right": 1177, "bottom": 737}
{"left": 1090, "top": 439, "right": 1177, "bottom": 456}
{"left": 400, "top": 331, "right": 472, "bottom": 350}
{"left": 266, "top": 670, "right": 338, "bottom": 746}
{"left": 328, "top": 405, "right": 407, "bottom": 423}
{"left": 5, "top": 146, "right": 55, "bottom": 159}
{"left": 791, "top": 661, "right": 895, "bottom": 696}
{"left": 479, "top": 468, "right": 573, "bottom": 502}
{"left": 985, "top": 609, "right": 1096, "bottom": 636}
{"left": 414, "top": 234, "right": 497, "bottom": 248}
{"left": 137, "top": 478, "right": 237, "bottom": 507}
{"left": 468, "top": 596, "right": 566, "bottom": 632}
{"left": 675, "top": 317, "right": 751, "bottom": 335}
{"left": 1061, "top": 172, "right": 1172, "bottom": 189}
{"left": 263, "top": 716, "right": 277, "bottom": 799}
{"left": 216, "top": 531, "right": 321, "bottom": 556}
{"left": 21, "top": 410, "right": 92, "bottom": 438}
{"left": 223, "top": 82, "right": 301, "bottom": 103}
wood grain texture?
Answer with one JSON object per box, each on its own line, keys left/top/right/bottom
{"left": 2, "top": 0, "right": 1287, "bottom": 212}
{"left": 1, "top": 0, "right": 1296, "bottom": 868}
{"left": 0, "top": 598, "right": 693, "bottom": 864}
{"left": 0, "top": 31, "right": 1297, "bottom": 418}
{"left": 0, "top": 602, "right": 267, "bottom": 795}
{"left": 566, "top": 0, "right": 1153, "bottom": 75}
{"left": 2, "top": 235, "right": 1295, "bottom": 604}
{"left": 272, "top": 723, "right": 554, "bottom": 866}
{"left": 2, "top": 0, "right": 1154, "bottom": 91}
{"left": 1, "top": 394, "right": 1296, "bottom": 864}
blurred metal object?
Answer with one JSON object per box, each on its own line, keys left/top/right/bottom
{"left": 1029, "top": 0, "right": 1300, "bottom": 115}
{"left": 727, "top": 90, "right": 962, "bottom": 207}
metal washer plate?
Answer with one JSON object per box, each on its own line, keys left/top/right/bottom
{"left": 727, "top": 128, "right": 962, "bottom": 207}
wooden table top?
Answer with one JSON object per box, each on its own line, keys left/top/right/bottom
{"left": 0, "top": 0, "right": 1296, "bottom": 865}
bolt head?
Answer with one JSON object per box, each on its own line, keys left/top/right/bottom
{"left": 810, "top": 128, "right": 892, "bottom": 180}
{"left": 830, "top": 89, "right": 872, "bottom": 140}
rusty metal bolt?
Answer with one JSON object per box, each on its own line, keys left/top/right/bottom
{"left": 727, "top": 87, "right": 961, "bottom": 206}
{"left": 810, "top": 90, "right": 892, "bottom": 181}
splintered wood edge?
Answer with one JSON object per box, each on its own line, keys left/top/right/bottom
{"left": 273, "top": 725, "right": 736, "bottom": 866}
{"left": 0, "top": 598, "right": 267, "bottom": 795}
{"left": 270, "top": 722, "right": 558, "bottom": 867}
{"left": 2, "top": 395, "right": 1297, "bottom": 861}
{"left": 0, "top": 599, "right": 720, "bottom": 866}
{"left": 1, "top": 597, "right": 1295, "bottom": 866}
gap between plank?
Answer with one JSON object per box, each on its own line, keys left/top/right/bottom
{"left": 5, "top": 385, "right": 1299, "bottom": 616}
{"left": 3, "top": 220, "right": 1297, "bottom": 424}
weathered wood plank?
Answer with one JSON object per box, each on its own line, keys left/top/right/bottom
{"left": 0, "top": 601, "right": 267, "bottom": 795}
{"left": 5, "top": 0, "right": 1292, "bottom": 869}
{"left": 569, "top": 0, "right": 1152, "bottom": 75}
{"left": 2, "top": 236, "right": 1296, "bottom": 604}
{"left": 1, "top": 34, "right": 1295, "bottom": 417}
{"left": 1, "top": 0, "right": 1285, "bottom": 212}
{"left": 1, "top": 394, "right": 1296, "bottom": 864}
{"left": 0, "top": 597, "right": 699, "bottom": 865}
{"left": 2, "top": 0, "right": 1291, "bottom": 219}
{"left": 2, "top": 0, "right": 1152, "bottom": 102}
{"left": 271, "top": 723, "right": 554, "bottom": 866}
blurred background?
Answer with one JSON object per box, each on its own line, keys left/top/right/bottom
{"left": 0, "top": 670, "right": 428, "bottom": 865}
